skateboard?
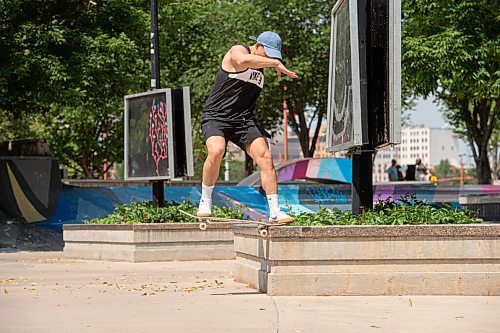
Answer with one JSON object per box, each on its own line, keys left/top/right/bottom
{"left": 179, "top": 210, "right": 292, "bottom": 237}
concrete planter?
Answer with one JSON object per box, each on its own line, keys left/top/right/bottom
{"left": 63, "top": 223, "right": 234, "bottom": 262}
{"left": 459, "top": 194, "right": 500, "bottom": 221}
{"left": 234, "top": 224, "right": 500, "bottom": 296}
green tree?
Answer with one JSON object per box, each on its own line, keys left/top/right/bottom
{"left": 159, "top": 0, "right": 332, "bottom": 167}
{"left": 433, "top": 159, "right": 459, "bottom": 183}
{"left": 402, "top": 0, "right": 499, "bottom": 184}
{"left": 253, "top": 0, "right": 332, "bottom": 157}
{"left": 0, "top": 0, "right": 150, "bottom": 177}
{"left": 157, "top": 1, "right": 267, "bottom": 178}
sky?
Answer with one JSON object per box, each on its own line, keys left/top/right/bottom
{"left": 408, "top": 97, "right": 446, "bottom": 128}
{"left": 410, "top": 97, "right": 474, "bottom": 166}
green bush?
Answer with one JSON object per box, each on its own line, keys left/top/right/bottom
{"left": 290, "top": 194, "right": 482, "bottom": 226}
{"left": 85, "top": 194, "right": 482, "bottom": 226}
{"left": 84, "top": 200, "right": 244, "bottom": 224}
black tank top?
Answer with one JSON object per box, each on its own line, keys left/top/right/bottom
{"left": 202, "top": 45, "right": 264, "bottom": 122}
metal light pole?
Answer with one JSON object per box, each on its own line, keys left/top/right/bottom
{"left": 351, "top": 0, "right": 371, "bottom": 215}
{"left": 459, "top": 154, "right": 464, "bottom": 186}
{"left": 150, "top": 0, "right": 164, "bottom": 207}
{"left": 150, "top": 0, "right": 160, "bottom": 90}
{"left": 283, "top": 85, "right": 289, "bottom": 161}
{"left": 224, "top": 151, "right": 230, "bottom": 181}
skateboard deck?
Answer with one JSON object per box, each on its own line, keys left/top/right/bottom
{"left": 179, "top": 210, "right": 292, "bottom": 236}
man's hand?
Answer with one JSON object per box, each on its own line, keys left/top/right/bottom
{"left": 275, "top": 61, "right": 298, "bottom": 79}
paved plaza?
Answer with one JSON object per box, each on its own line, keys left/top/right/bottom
{"left": 1, "top": 251, "right": 499, "bottom": 333}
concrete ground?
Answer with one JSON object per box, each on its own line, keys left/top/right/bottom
{"left": 1, "top": 251, "right": 499, "bottom": 333}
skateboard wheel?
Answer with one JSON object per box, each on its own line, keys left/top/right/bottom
{"left": 259, "top": 229, "right": 268, "bottom": 237}
{"left": 199, "top": 223, "right": 208, "bottom": 231}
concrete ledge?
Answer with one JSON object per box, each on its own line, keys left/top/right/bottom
{"left": 63, "top": 223, "right": 235, "bottom": 262}
{"left": 234, "top": 224, "right": 500, "bottom": 238}
{"left": 233, "top": 224, "right": 500, "bottom": 296}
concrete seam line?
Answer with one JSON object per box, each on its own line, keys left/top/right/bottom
{"left": 271, "top": 296, "right": 280, "bottom": 333}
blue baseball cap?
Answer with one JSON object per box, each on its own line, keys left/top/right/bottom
{"left": 249, "top": 31, "right": 282, "bottom": 60}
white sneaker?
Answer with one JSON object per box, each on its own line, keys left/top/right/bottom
{"left": 268, "top": 212, "right": 295, "bottom": 224}
{"left": 197, "top": 198, "right": 212, "bottom": 217}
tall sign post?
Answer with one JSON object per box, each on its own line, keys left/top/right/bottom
{"left": 326, "top": 0, "right": 401, "bottom": 215}
{"left": 123, "top": 2, "right": 194, "bottom": 202}
{"left": 283, "top": 85, "right": 289, "bottom": 161}
{"left": 150, "top": 0, "right": 163, "bottom": 207}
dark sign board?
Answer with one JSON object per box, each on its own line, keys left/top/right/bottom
{"left": 326, "top": 0, "right": 401, "bottom": 152}
{"left": 326, "top": 0, "right": 366, "bottom": 152}
{"left": 367, "top": 0, "right": 401, "bottom": 148}
{"left": 124, "top": 88, "right": 193, "bottom": 180}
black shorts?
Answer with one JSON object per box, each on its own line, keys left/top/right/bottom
{"left": 201, "top": 118, "right": 271, "bottom": 152}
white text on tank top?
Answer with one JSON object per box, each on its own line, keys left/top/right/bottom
{"left": 228, "top": 68, "right": 264, "bottom": 89}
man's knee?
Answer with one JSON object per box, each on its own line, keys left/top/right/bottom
{"left": 257, "top": 150, "right": 275, "bottom": 171}
{"left": 207, "top": 145, "right": 225, "bottom": 160}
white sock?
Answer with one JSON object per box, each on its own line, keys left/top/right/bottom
{"left": 266, "top": 194, "right": 280, "bottom": 218}
{"left": 200, "top": 184, "right": 214, "bottom": 206}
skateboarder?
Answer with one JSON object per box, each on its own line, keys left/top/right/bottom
{"left": 197, "top": 31, "right": 298, "bottom": 224}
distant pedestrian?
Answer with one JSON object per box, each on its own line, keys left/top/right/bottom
{"left": 416, "top": 158, "right": 428, "bottom": 181}
{"left": 396, "top": 164, "right": 404, "bottom": 181}
{"left": 387, "top": 159, "right": 398, "bottom": 181}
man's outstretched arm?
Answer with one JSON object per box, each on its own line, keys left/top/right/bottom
{"left": 229, "top": 45, "right": 298, "bottom": 79}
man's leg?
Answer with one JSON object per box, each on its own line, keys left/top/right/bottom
{"left": 246, "top": 137, "right": 277, "bottom": 194}
{"left": 198, "top": 136, "right": 226, "bottom": 217}
{"left": 246, "top": 137, "right": 293, "bottom": 223}
{"left": 203, "top": 136, "right": 226, "bottom": 186}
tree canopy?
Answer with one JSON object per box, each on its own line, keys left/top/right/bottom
{"left": 402, "top": 0, "right": 499, "bottom": 183}
{"left": 0, "top": 0, "right": 150, "bottom": 177}
{"left": 1, "top": 0, "right": 333, "bottom": 177}
{"left": 2, "top": 0, "right": 497, "bottom": 182}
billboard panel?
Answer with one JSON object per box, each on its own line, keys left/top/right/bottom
{"left": 326, "top": 0, "right": 401, "bottom": 151}
{"left": 388, "top": 0, "right": 402, "bottom": 145}
{"left": 366, "top": 0, "right": 401, "bottom": 148}
{"left": 326, "top": 0, "right": 366, "bottom": 152}
{"left": 124, "top": 89, "right": 175, "bottom": 180}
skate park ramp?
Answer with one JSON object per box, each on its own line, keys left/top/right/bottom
{"left": 36, "top": 181, "right": 500, "bottom": 232}
{"left": 237, "top": 157, "right": 352, "bottom": 186}
{"left": 0, "top": 140, "right": 61, "bottom": 223}
{"left": 38, "top": 185, "right": 270, "bottom": 232}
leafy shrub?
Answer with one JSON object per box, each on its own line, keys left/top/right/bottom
{"left": 84, "top": 199, "right": 244, "bottom": 224}
{"left": 291, "top": 194, "right": 482, "bottom": 226}
{"left": 85, "top": 194, "right": 482, "bottom": 226}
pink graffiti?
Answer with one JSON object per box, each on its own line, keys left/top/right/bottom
{"left": 149, "top": 99, "right": 168, "bottom": 176}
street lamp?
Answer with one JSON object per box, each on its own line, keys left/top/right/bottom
{"left": 283, "top": 85, "right": 288, "bottom": 161}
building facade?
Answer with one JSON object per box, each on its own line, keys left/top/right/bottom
{"left": 373, "top": 125, "right": 461, "bottom": 183}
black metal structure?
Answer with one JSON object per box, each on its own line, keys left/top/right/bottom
{"left": 327, "top": 0, "right": 400, "bottom": 214}
{"left": 150, "top": 0, "right": 164, "bottom": 207}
